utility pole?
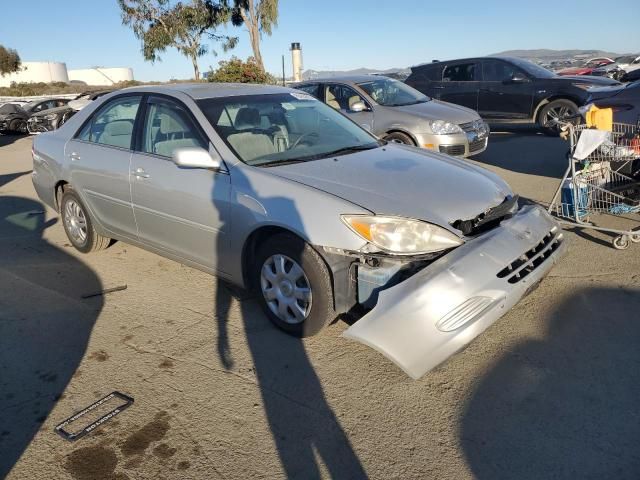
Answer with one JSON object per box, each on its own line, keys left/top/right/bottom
{"left": 282, "top": 55, "right": 285, "bottom": 86}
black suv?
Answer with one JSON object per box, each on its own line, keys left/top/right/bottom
{"left": 405, "top": 56, "right": 619, "bottom": 133}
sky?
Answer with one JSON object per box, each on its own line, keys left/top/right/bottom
{"left": 2, "top": 0, "right": 639, "bottom": 81}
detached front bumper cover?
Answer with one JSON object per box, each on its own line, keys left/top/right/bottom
{"left": 343, "top": 205, "right": 567, "bottom": 379}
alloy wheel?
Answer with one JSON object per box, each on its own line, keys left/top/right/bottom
{"left": 260, "top": 254, "right": 312, "bottom": 324}
{"left": 543, "top": 105, "right": 575, "bottom": 128}
{"left": 64, "top": 199, "right": 88, "bottom": 245}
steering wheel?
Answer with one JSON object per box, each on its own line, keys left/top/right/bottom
{"left": 289, "top": 132, "right": 315, "bottom": 150}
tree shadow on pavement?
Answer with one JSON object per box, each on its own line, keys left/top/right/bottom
{"left": 0, "top": 194, "right": 103, "bottom": 478}
{"left": 213, "top": 165, "right": 367, "bottom": 479}
{"left": 461, "top": 287, "right": 640, "bottom": 480}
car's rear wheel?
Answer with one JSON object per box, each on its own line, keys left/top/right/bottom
{"left": 384, "top": 131, "right": 415, "bottom": 145}
{"left": 254, "top": 233, "right": 335, "bottom": 337}
{"left": 539, "top": 99, "right": 578, "bottom": 136}
{"left": 8, "top": 118, "right": 27, "bottom": 134}
{"left": 60, "top": 188, "right": 111, "bottom": 253}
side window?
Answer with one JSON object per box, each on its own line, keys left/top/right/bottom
{"left": 141, "top": 99, "right": 207, "bottom": 158}
{"left": 32, "top": 103, "right": 45, "bottom": 113}
{"left": 324, "top": 84, "right": 369, "bottom": 111}
{"left": 483, "top": 60, "right": 520, "bottom": 82}
{"left": 295, "top": 84, "right": 320, "bottom": 99}
{"left": 442, "top": 63, "right": 478, "bottom": 82}
{"left": 76, "top": 96, "right": 141, "bottom": 149}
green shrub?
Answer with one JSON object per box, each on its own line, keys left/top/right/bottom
{"left": 207, "top": 56, "right": 278, "bottom": 84}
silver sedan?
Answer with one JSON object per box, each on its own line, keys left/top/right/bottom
{"left": 294, "top": 75, "right": 489, "bottom": 157}
{"left": 32, "top": 83, "right": 566, "bottom": 378}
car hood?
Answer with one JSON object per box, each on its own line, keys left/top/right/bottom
{"left": 555, "top": 75, "right": 620, "bottom": 86}
{"left": 387, "top": 99, "right": 480, "bottom": 124}
{"left": 30, "top": 105, "right": 72, "bottom": 118}
{"left": 267, "top": 144, "right": 512, "bottom": 233}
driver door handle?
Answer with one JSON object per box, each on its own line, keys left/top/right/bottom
{"left": 132, "top": 167, "right": 150, "bottom": 179}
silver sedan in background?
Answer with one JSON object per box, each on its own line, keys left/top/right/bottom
{"left": 294, "top": 75, "right": 489, "bottom": 157}
{"left": 32, "top": 83, "right": 565, "bottom": 378}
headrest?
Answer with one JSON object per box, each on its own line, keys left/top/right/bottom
{"left": 235, "top": 108, "right": 261, "bottom": 130}
{"left": 103, "top": 120, "right": 133, "bottom": 136}
{"left": 160, "top": 114, "right": 188, "bottom": 135}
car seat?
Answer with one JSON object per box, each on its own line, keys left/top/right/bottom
{"left": 227, "top": 107, "right": 277, "bottom": 162}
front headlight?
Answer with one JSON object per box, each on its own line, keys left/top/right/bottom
{"left": 43, "top": 113, "right": 57, "bottom": 120}
{"left": 429, "top": 120, "right": 463, "bottom": 135}
{"left": 341, "top": 215, "right": 463, "bottom": 254}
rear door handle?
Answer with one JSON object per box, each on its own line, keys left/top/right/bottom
{"left": 132, "top": 167, "right": 150, "bottom": 179}
{"left": 70, "top": 152, "right": 81, "bottom": 161}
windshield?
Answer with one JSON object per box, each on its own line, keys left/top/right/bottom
{"left": 505, "top": 58, "right": 556, "bottom": 79}
{"left": 197, "top": 92, "right": 381, "bottom": 167}
{"left": 357, "top": 78, "right": 429, "bottom": 106}
{"left": 20, "top": 101, "right": 40, "bottom": 112}
{"left": 615, "top": 55, "right": 636, "bottom": 64}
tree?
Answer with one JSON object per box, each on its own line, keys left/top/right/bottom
{"left": 118, "top": 0, "right": 237, "bottom": 80}
{"left": 229, "top": 0, "right": 278, "bottom": 72}
{"left": 207, "top": 56, "right": 276, "bottom": 84}
{"left": 0, "top": 46, "right": 21, "bottom": 76}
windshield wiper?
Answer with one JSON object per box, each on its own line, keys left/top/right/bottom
{"left": 254, "top": 158, "right": 309, "bottom": 167}
{"left": 313, "top": 143, "right": 379, "bottom": 159}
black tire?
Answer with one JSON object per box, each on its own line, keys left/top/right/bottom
{"left": 538, "top": 99, "right": 578, "bottom": 136}
{"left": 384, "top": 131, "right": 415, "bottom": 145}
{"left": 254, "top": 233, "right": 335, "bottom": 337}
{"left": 8, "top": 118, "right": 27, "bottom": 134}
{"left": 60, "top": 188, "right": 111, "bottom": 253}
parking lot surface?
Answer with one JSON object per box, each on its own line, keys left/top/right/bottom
{"left": 1, "top": 131, "right": 639, "bottom": 480}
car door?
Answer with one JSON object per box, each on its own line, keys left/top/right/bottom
{"left": 478, "top": 59, "right": 534, "bottom": 120}
{"left": 130, "top": 95, "right": 232, "bottom": 272}
{"left": 439, "top": 61, "right": 481, "bottom": 111}
{"left": 324, "top": 83, "right": 375, "bottom": 132}
{"left": 65, "top": 94, "right": 142, "bottom": 240}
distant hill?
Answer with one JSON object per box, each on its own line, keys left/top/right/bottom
{"left": 301, "top": 67, "right": 410, "bottom": 81}
{"left": 490, "top": 49, "right": 622, "bottom": 61}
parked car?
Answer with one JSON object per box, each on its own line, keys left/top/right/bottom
{"left": 622, "top": 69, "right": 640, "bottom": 83}
{"left": 32, "top": 84, "right": 567, "bottom": 378}
{"left": 556, "top": 57, "right": 615, "bottom": 76}
{"left": 583, "top": 80, "right": 640, "bottom": 125}
{"left": 613, "top": 55, "right": 640, "bottom": 74}
{"left": 27, "top": 90, "right": 113, "bottom": 134}
{"left": 405, "top": 56, "right": 619, "bottom": 133}
{"left": 294, "top": 75, "right": 489, "bottom": 157}
{"left": 0, "top": 98, "right": 69, "bottom": 134}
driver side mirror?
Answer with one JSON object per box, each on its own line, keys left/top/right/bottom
{"left": 505, "top": 73, "right": 528, "bottom": 84}
{"left": 349, "top": 101, "right": 368, "bottom": 113}
{"left": 172, "top": 147, "right": 222, "bottom": 170}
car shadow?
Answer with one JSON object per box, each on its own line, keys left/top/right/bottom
{"left": 460, "top": 286, "right": 640, "bottom": 480}
{"left": 0, "top": 132, "right": 28, "bottom": 148}
{"left": 212, "top": 165, "right": 367, "bottom": 479}
{"left": 0, "top": 194, "right": 103, "bottom": 478}
{"left": 474, "top": 129, "right": 569, "bottom": 179}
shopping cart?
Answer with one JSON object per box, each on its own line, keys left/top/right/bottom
{"left": 547, "top": 121, "right": 640, "bottom": 249}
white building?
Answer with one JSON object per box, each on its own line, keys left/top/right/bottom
{"left": 0, "top": 61, "right": 69, "bottom": 87}
{"left": 0, "top": 62, "right": 134, "bottom": 87}
{"left": 68, "top": 67, "right": 134, "bottom": 86}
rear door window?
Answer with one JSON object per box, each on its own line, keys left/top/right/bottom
{"left": 76, "top": 95, "right": 142, "bottom": 149}
{"left": 442, "top": 62, "right": 479, "bottom": 82}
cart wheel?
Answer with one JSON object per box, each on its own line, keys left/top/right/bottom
{"left": 630, "top": 233, "right": 640, "bottom": 244}
{"left": 612, "top": 235, "right": 630, "bottom": 250}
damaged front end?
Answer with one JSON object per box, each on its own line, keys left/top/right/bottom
{"left": 338, "top": 205, "right": 567, "bottom": 379}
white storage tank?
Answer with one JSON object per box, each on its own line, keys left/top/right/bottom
{"left": 0, "top": 61, "right": 68, "bottom": 87}
{"left": 67, "top": 67, "right": 134, "bottom": 86}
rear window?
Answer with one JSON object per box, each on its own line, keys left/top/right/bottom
{"left": 442, "top": 63, "right": 478, "bottom": 82}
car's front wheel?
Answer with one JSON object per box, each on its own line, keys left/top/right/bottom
{"left": 384, "top": 131, "right": 415, "bottom": 145}
{"left": 254, "top": 233, "right": 336, "bottom": 337}
{"left": 60, "top": 188, "right": 111, "bottom": 253}
{"left": 8, "top": 118, "right": 27, "bottom": 134}
{"left": 539, "top": 99, "right": 578, "bottom": 136}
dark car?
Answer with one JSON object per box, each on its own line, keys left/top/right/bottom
{"left": 27, "top": 90, "right": 113, "bottom": 134}
{"left": 584, "top": 81, "right": 640, "bottom": 125}
{"left": 0, "top": 98, "right": 69, "bottom": 134}
{"left": 405, "top": 57, "right": 619, "bottom": 133}
{"left": 622, "top": 69, "right": 640, "bottom": 83}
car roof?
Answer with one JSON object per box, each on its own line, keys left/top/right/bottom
{"left": 120, "top": 82, "right": 294, "bottom": 100}
{"left": 411, "top": 56, "right": 523, "bottom": 69}
{"left": 296, "top": 74, "right": 392, "bottom": 84}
